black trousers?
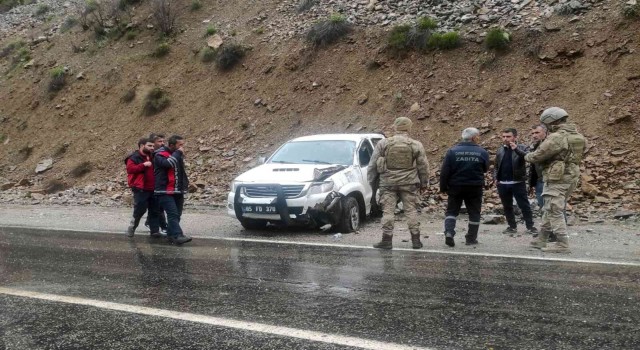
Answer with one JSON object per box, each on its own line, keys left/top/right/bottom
{"left": 132, "top": 190, "right": 160, "bottom": 233}
{"left": 497, "top": 182, "right": 534, "bottom": 229}
{"left": 444, "top": 185, "right": 483, "bottom": 240}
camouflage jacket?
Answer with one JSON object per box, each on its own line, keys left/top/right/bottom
{"left": 524, "top": 123, "right": 585, "bottom": 183}
{"left": 367, "top": 132, "right": 429, "bottom": 187}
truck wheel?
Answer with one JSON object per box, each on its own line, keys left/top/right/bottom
{"left": 240, "top": 218, "right": 268, "bottom": 230}
{"left": 337, "top": 196, "right": 360, "bottom": 233}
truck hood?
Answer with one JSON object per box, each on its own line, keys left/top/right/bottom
{"left": 234, "top": 164, "right": 346, "bottom": 183}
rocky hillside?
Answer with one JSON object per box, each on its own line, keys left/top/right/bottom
{"left": 0, "top": 0, "right": 639, "bottom": 219}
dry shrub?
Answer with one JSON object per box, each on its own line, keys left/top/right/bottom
{"left": 152, "top": 0, "right": 177, "bottom": 35}
{"left": 216, "top": 43, "right": 245, "bottom": 70}
{"left": 44, "top": 179, "right": 66, "bottom": 194}
{"left": 121, "top": 87, "right": 136, "bottom": 103}
{"left": 306, "top": 14, "right": 351, "bottom": 48}
{"left": 143, "top": 87, "right": 170, "bottom": 115}
{"left": 70, "top": 161, "right": 92, "bottom": 178}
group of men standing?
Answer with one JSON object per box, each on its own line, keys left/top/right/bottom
{"left": 368, "top": 106, "right": 585, "bottom": 254}
{"left": 125, "top": 133, "right": 192, "bottom": 245}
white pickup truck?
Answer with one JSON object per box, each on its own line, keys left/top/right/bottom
{"left": 227, "top": 133, "right": 384, "bottom": 232}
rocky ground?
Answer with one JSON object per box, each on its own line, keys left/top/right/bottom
{"left": 1, "top": 0, "right": 639, "bottom": 221}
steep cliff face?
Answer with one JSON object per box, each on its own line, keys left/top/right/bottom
{"left": 0, "top": 0, "right": 638, "bottom": 213}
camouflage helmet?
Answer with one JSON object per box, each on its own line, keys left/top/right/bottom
{"left": 540, "top": 107, "right": 568, "bottom": 125}
{"left": 393, "top": 117, "right": 413, "bottom": 131}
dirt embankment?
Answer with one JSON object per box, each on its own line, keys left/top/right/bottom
{"left": 0, "top": 0, "right": 639, "bottom": 218}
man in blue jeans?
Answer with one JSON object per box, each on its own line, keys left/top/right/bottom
{"left": 154, "top": 135, "right": 192, "bottom": 245}
{"left": 494, "top": 128, "right": 538, "bottom": 235}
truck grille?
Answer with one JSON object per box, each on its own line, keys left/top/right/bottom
{"left": 244, "top": 185, "right": 305, "bottom": 198}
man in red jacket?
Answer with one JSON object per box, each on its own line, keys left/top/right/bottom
{"left": 125, "top": 138, "right": 161, "bottom": 237}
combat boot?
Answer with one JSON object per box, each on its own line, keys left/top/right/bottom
{"left": 373, "top": 234, "right": 393, "bottom": 250}
{"left": 411, "top": 234, "right": 423, "bottom": 249}
{"left": 541, "top": 234, "right": 570, "bottom": 253}
{"left": 530, "top": 229, "right": 551, "bottom": 249}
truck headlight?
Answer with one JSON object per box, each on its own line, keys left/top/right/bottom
{"left": 307, "top": 181, "right": 334, "bottom": 195}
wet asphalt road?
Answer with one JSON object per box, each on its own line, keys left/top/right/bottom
{"left": 1, "top": 227, "right": 639, "bottom": 350}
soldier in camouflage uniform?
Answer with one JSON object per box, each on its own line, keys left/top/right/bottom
{"left": 368, "top": 117, "right": 429, "bottom": 250}
{"left": 524, "top": 107, "right": 586, "bottom": 253}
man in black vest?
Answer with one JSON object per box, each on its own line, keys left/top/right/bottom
{"left": 494, "top": 128, "right": 537, "bottom": 235}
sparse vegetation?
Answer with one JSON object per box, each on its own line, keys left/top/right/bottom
{"left": 125, "top": 30, "right": 137, "bottom": 40}
{"left": 61, "top": 17, "right": 78, "bottom": 33}
{"left": 428, "top": 31, "right": 460, "bottom": 50}
{"left": 387, "top": 24, "right": 411, "bottom": 55}
{"left": 0, "top": 40, "right": 26, "bottom": 59}
{"left": 152, "top": 42, "right": 170, "bottom": 57}
{"left": 121, "top": 87, "right": 136, "bottom": 103}
{"left": 143, "top": 87, "right": 170, "bottom": 115}
{"left": 485, "top": 28, "right": 510, "bottom": 50}
{"left": 200, "top": 46, "right": 216, "bottom": 63}
{"left": 53, "top": 142, "right": 69, "bottom": 157}
{"left": 190, "top": 0, "right": 201, "bottom": 11}
{"left": 306, "top": 13, "right": 351, "bottom": 47}
{"left": 205, "top": 25, "right": 217, "bottom": 36}
{"left": 215, "top": 43, "right": 245, "bottom": 70}
{"left": 253, "top": 27, "right": 264, "bottom": 35}
{"left": 44, "top": 179, "right": 66, "bottom": 194}
{"left": 48, "top": 67, "right": 66, "bottom": 92}
{"left": 387, "top": 16, "right": 446, "bottom": 56}
{"left": 152, "top": 0, "right": 177, "bottom": 35}
{"left": 296, "top": 0, "right": 316, "bottom": 13}
{"left": 70, "top": 161, "right": 92, "bottom": 178}
{"left": 622, "top": 3, "right": 640, "bottom": 18}
{"left": 35, "top": 3, "right": 50, "bottom": 16}
{"left": 417, "top": 16, "right": 438, "bottom": 30}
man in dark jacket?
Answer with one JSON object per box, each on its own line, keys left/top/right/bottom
{"left": 125, "top": 138, "right": 160, "bottom": 237}
{"left": 144, "top": 132, "right": 168, "bottom": 233}
{"left": 155, "top": 135, "right": 192, "bottom": 245}
{"left": 494, "top": 128, "right": 537, "bottom": 235}
{"left": 440, "top": 128, "right": 490, "bottom": 247}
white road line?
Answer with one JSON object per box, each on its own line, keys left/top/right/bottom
{"left": 213, "top": 237, "right": 640, "bottom": 267}
{"left": 2, "top": 224, "right": 639, "bottom": 267}
{"left": 0, "top": 287, "right": 433, "bottom": 350}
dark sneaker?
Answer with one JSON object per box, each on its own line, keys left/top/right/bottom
{"left": 502, "top": 227, "right": 517, "bottom": 235}
{"left": 149, "top": 232, "right": 162, "bottom": 238}
{"left": 465, "top": 239, "right": 478, "bottom": 245}
{"left": 526, "top": 227, "right": 539, "bottom": 235}
{"left": 445, "top": 232, "right": 455, "bottom": 247}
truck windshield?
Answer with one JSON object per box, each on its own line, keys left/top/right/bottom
{"left": 269, "top": 140, "right": 356, "bottom": 166}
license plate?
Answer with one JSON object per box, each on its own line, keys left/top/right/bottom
{"left": 242, "top": 205, "right": 277, "bottom": 214}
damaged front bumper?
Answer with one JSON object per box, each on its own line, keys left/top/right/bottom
{"left": 227, "top": 184, "right": 344, "bottom": 228}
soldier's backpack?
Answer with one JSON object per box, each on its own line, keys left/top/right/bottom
{"left": 384, "top": 136, "right": 414, "bottom": 170}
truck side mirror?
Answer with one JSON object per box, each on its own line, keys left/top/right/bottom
{"left": 258, "top": 156, "right": 266, "bottom": 165}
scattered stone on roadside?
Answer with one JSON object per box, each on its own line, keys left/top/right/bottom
{"left": 207, "top": 34, "right": 224, "bottom": 49}
{"left": 483, "top": 215, "right": 505, "bottom": 225}
{"left": 614, "top": 209, "right": 636, "bottom": 220}
{"left": 357, "top": 93, "right": 368, "bottom": 105}
{"left": 35, "top": 158, "right": 53, "bottom": 174}
{"left": 409, "top": 102, "right": 420, "bottom": 113}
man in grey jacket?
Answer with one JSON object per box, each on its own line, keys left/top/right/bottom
{"left": 494, "top": 128, "right": 537, "bottom": 235}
